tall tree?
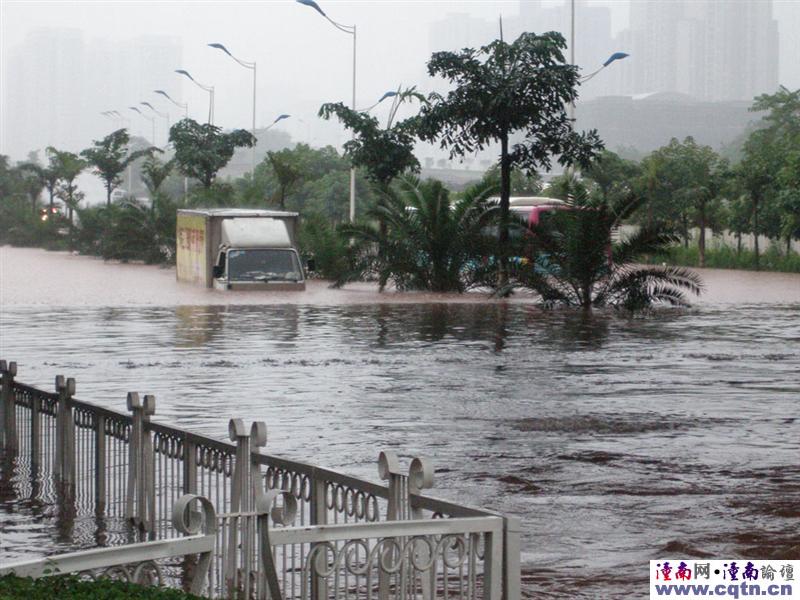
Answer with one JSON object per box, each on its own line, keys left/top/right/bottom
{"left": 320, "top": 88, "right": 425, "bottom": 289}
{"left": 319, "top": 88, "right": 424, "bottom": 191}
{"left": 18, "top": 149, "right": 64, "bottom": 212}
{"left": 81, "top": 129, "right": 156, "bottom": 206}
{"left": 414, "top": 31, "right": 603, "bottom": 287}
{"left": 735, "top": 87, "right": 800, "bottom": 268}
{"left": 17, "top": 163, "right": 44, "bottom": 215}
{"left": 49, "top": 149, "right": 86, "bottom": 246}
{"left": 266, "top": 150, "right": 304, "bottom": 209}
{"left": 141, "top": 155, "right": 175, "bottom": 216}
{"left": 639, "top": 137, "right": 726, "bottom": 265}
{"left": 169, "top": 118, "right": 255, "bottom": 189}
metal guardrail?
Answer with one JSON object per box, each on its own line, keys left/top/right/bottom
{"left": 0, "top": 360, "right": 521, "bottom": 600}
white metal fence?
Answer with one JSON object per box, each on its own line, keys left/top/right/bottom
{"left": 0, "top": 360, "right": 520, "bottom": 600}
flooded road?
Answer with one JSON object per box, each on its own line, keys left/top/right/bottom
{"left": 1, "top": 246, "right": 799, "bottom": 598}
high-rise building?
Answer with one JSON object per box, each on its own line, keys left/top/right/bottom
{"left": 612, "top": 0, "right": 779, "bottom": 101}
{"left": 1, "top": 29, "right": 182, "bottom": 159}
{"left": 517, "top": 0, "right": 615, "bottom": 99}
{"left": 2, "top": 29, "right": 87, "bottom": 158}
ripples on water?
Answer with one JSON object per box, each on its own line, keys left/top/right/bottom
{"left": 1, "top": 303, "right": 799, "bottom": 597}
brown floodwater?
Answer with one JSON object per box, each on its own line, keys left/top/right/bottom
{"left": 1, "top": 246, "right": 799, "bottom": 598}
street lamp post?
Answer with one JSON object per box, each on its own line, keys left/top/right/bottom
{"left": 129, "top": 106, "right": 155, "bottom": 145}
{"left": 175, "top": 69, "right": 215, "bottom": 124}
{"left": 141, "top": 102, "right": 170, "bottom": 147}
{"left": 154, "top": 90, "right": 188, "bottom": 119}
{"left": 580, "top": 52, "right": 630, "bottom": 83}
{"left": 264, "top": 114, "right": 291, "bottom": 132}
{"left": 106, "top": 110, "right": 131, "bottom": 130}
{"left": 154, "top": 90, "right": 189, "bottom": 199}
{"left": 208, "top": 43, "right": 257, "bottom": 174}
{"left": 296, "top": 0, "right": 357, "bottom": 222}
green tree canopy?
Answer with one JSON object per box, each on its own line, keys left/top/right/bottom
{"left": 81, "top": 129, "right": 157, "bottom": 206}
{"left": 340, "top": 176, "right": 498, "bottom": 292}
{"left": 266, "top": 150, "right": 305, "bottom": 209}
{"left": 511, "top": 183, "right": 702, "bottom": 309}
{"left": 414, "top": 31, "right": 603, "bottom": 285}
{"left": 319, "top": 87, "right": 425, "bottom": 189}
{"left": 18, "top": 148, "right": 68, "bottom": 211}
{"left": 169, "top": 119, "right": 255, "bottom": 189}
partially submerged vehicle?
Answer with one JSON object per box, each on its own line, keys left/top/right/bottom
{"left": 176, "top": 209, "right": 305, "bottom": 291}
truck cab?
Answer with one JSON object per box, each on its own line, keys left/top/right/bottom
{"left": 211, "top": 218, "right": 305, "bottom": 291}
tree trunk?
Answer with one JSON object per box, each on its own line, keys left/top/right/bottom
{"left": 753, "top": 196, "right": 760, "bottom": 271}
{"left": 498, "top": 132, "right": 511, "bottom": 290}
{"left": 736, "top": 231, "right": 742, "bottom": 255}
{"left": 698, "top": 201, "right": 706, "bottom": 268}
{"left": 106, "top": 184, "right": 112, "bottom": 207}
{"left": 280, "top": 188, "right": 286, "bottom": 210}
{"left": 682, "top": 214, "right": 689, "bottom": 249}
{"left": 48, "top": 188, "right": 55, "bottom": 211}
{"left": 67, "top": 202, "right": 74, "bottom": 251}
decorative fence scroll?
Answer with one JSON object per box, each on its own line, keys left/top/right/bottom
{"left": 0, "top": 493, "right": 218, "bottom": 596}
{"left": 0, "top": 360, "right": 521, "bottom": 600}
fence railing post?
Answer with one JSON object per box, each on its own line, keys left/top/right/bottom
{"left": 249, "top": 421, "right": 267, "bottom": 599}
{"left": 125, "top": 392, "right": 156, "bottom": 533}
{"left": 310, "top": 465, "right": 328, "bottom": 600}
{"left": 124, "top": 392, "right": 140, "bottom": 523}
{"left": 408, "top": 457, "right": 435, "bottom": 600}
{"left": 0, "top": 361, "right": 18, "bottom": 452}
{"left": 54, "top": 375, "right": 76, "bottom": 490}
{"left": 30, "top": 390, "right": 40, "bottom": 473}
{"left": 503, "top": 516, "right": 522, "bottom": 600}
{"left": 183, "top": 435, "right": 197, "bottom": 496}
{"left": 94, "top": 414, "right": 106, "bottom": 514}
{"left": 142, "top": 395, "right": 156, "bottom": 534}
{"left": 377, "top": 451, "right": 401, "bottom": 600}
{"left": 225, "top": 418, "right": 251, "bottom": 597}
{"left": 484, "top": 524, "right": 503, "bottom": 600}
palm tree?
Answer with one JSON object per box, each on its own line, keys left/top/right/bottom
{"left": 18, "top": 149, "right": 63, "bottom": 212}
{"left": 340, "top": 176, "right": 497, "bottom": 292}
{"left": 141, "top": 156, "right": 174, "bottom": 216}
{"left": 510, "top": 184, "right": 703, "bottom": 310}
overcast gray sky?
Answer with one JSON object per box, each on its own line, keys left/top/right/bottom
{"left": 0, "top": 1, "right": 630, "bottom": 137}
{"left": 1, "top": 0, "right": 798, "bottom": 158}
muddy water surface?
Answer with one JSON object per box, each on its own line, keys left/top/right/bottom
{"left": 1, "top": 247, "right": 799, "bottom": 598}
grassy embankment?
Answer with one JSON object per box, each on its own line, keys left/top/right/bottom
{"left": 645, "top": 244, "right": 800, "bottom": 273}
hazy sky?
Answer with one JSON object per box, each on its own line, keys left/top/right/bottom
{"left": 1, "top": 1, "right": 798, "bottom": 158}
{"left": 0, "top": 1, "right": 631, "bottom": 139}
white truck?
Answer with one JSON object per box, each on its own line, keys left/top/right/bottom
{"left": 176, "top": 209, "right": 305, "bottom": 291}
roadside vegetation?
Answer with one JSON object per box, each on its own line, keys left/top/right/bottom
{"left": 0, "top": 574, "right": 202, "bottom": 599}
{"left": 1, "top": 34, "right": 798, "bottom": 304}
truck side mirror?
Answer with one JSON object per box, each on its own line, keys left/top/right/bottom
{"left": 212, "top": 265, "right": 223, "bottom": 278}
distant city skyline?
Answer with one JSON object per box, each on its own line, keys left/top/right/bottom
{"left": 1, "top": 0, "right": 798, "bottom": 166}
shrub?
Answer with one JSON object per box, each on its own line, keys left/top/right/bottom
{"left": 645, "top": 243, "right": 800, "bottom": 273}
{"left": 297, "top": 212, "right": 351, "bottom": 281}
{"left": 0, "top": 574, "right": 202, "bottom": 599}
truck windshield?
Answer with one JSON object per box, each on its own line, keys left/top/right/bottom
{"left": 227, "top": 249, "right": 303, "bottom": 282}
